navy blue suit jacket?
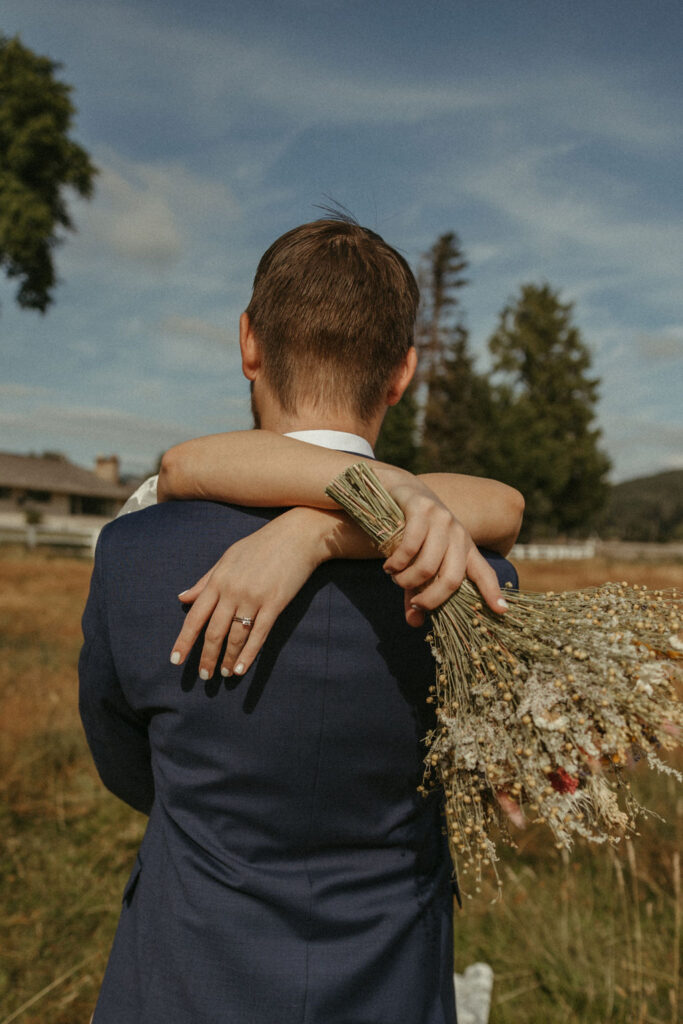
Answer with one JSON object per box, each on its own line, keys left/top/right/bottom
{"left": 80, "top": 499, "right": 517, "bottom": 1024}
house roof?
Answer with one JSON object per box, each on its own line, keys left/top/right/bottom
{"left": 0, "top": 452, "right": 134, "bottom": 500}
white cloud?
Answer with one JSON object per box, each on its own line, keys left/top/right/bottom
{"left": 0, "top": 383, "right": 52, "bottom": 399}
{"left": 71, "top": 150, "right": 241, "bottom": 271}
{"left": 0, "top": 404, "right": 185, "bottom": 441}
{"left": 468, "top": 244, "right": 502, "bottom": 267}
{"left": 524, "top": 70, "right": 676, "bottom": 152}
{"left": 636, "top": 328, "right": 683, "bottom": 362}
{"left": 78, "top": 167, "right": 177, "bottom": 267}
{"left": 93, "top": 164, "right": 182, "bottom": 265}
{"left": 0, "top": 403, "right": 243, "bottom": 475}
{"left": 10, "top": 0, "right": 680, "bottom": 149}
{"left": 14, "top": 0, "right": 498, "bottom": 134}
{"left": 160, "top": 315, "right": 235, "bottom": 348}
{"left": 455, "top": 142, "right": 682, "bottom": 313}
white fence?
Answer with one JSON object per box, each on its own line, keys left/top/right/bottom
{"left": 511, "top": 539, "right": 683, "bottom": 562}
{"left": 0, "top": 522, "right": 101, "bottom": 556}
{"left": 511, "top": 540, "right": 597, "bottom": 560}
{"left": 2, "top": 525, "right": 680, "bottom": 564}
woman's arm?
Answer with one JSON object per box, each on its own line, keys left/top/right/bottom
{"left": 170, "top": 502, "right": 509, "bottom": 681}
{"left": 161, "top": 432, "right": 524, "bottom": 679}
{"left": 158, "top": 431, "right": 524, "bottom": 556}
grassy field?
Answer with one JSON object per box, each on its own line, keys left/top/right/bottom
{"left": 0, "top": 552, "right": 680, "bottom": 1024}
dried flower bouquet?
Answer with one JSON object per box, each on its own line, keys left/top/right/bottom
{"left": 326, "top": 463, "right": 682, "bottom": 892}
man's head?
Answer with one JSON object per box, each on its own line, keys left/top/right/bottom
{"left": 243, "top": 218, "right": 419, "bottom": 428}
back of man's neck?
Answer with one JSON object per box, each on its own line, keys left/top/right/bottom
{"left": 258, "top": 409, "right": 378, "bottom": 447}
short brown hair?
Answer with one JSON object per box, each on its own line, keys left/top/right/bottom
{"left": 245, "top": 219, "right": 419, "bottom": 421}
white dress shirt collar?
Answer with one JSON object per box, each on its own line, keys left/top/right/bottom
{"left": 284, "top": 429, "right": 374, "bottom": 457}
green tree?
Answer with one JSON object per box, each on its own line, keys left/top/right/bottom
{"left": 375, "top": 382, "right": 419, "bottom": 472}
{"left": 416, "top": 231, "right": 496, "bottom": 475}
{"left": 415, "top": 231, "right": 468, "bottom": 384}
{"left": 377, "top": 231, "right": 468, "bottom": 473}
{"left": 0, "top": 35, "right": 96, "bottom": 312}
{"left": 487, "top": 283, "right": 611, "bottom": 539}
{"left": 419, "top": 325, "right": 498, "bottom": 476}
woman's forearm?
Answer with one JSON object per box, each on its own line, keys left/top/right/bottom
{"left": 158, "top": 430, "right": 524, "bottom": 555}
{"left": 419, "top": 474, "right": 524, "bottom": 556}
{"left": 158, "top": 431, "right": 371, "bottom": 508}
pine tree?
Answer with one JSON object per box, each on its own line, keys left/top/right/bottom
{"left": 374, "top": 382, "right": 419, "bottom": 472}
{"left": 0, "top": 35, "right": 97, "bottom": 312}
{"left": 416, "top": 231, "right": 468, "bottom": 385}
{"left": 487, "top": 283, "right": 611, "bottom": 539}
{"left": 376, "top": 231, "right": 468, "bottom": 473}
{"left": 421, "top": 328, "right": 499, "bottom": 476}
{"left": 416, "top": 232, "right": 495, "bottom": 475}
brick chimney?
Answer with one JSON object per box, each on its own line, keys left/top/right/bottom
{"left": 95, "top": 455, "right": 120, "bottom": 484}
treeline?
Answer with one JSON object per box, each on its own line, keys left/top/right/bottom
{"left": 601, "top": 470, "right": 683, "bottom": 543}
{"left": 376, "top": 233, "right": 611, "bottom": 542}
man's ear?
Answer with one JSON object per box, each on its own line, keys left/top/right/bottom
{"left": 386, "top": 346, "right": 418, "bottom": 406}
{"left": 239, "top": 312, "right": 262, "bottom": 381}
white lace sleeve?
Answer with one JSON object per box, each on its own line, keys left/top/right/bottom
{"left": 117, "top": 475, "right": 159, "bottom": 516}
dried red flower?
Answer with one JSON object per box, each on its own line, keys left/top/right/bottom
{"left": 549, "top": 767, "right": 579, "bottom": 794}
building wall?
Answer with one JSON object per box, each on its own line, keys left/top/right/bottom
{"left": 0, "top": 488, "right": 70, "bottom": 516}
{"left": 0, "top": 489, "right": 117, "bottom": 518}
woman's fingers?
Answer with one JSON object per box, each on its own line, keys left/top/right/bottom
{"left": 382, "top": 492, "right": 436, "bottom": 573}
{"left": 465, "top": 549, "right": 508, "bottom": 614}
{"left": 396, "top": 541, "right": 508, "bottom": 627}
{"left": 172, "top": 597, "right": 271, "bottom": 681}
{"left": 406, "top": 543, "right": 466, "bottom": 613}
{"left": 405, "top": 550, "right": 507, "bottom": 623}
{"left": 177, "top": 570, "right": 212, "bottom": 604}
{"left": 170, "top": 586, "right": 220, "bottom": 666}
{"left": 222, "top": 610, "right": 277, "bottom": 678}
{"left": 169, "top": 510, "right": 330, "bottom": 681}
{"left": 198, "top": 602, "right": 242, "bottom": 679}
{"left": 404, "top": 589, "right": 426, "bottom": 627}
{"left": 217, "top": 615, "right": 257, "bottom": 677}
{"left": 389, "top": 525, "right": 453, "bottom": 591}
{"left": 495, "top": 790, "right": 526, "bottom": 829}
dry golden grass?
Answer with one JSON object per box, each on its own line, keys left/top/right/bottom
{"left": 0, "top": 556, "right": 89, "bottom": 741}
{"left": 519, "top": 558, "right": 683, "bottom": 593}
{"left": 0, "top": 552, "right": 680, "bottom": 1024}
{"left": 0, "top": 552, "right": 146, "bottom": 1024}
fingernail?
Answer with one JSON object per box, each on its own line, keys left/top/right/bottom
{"left": 170, "top": 651, "right": 181, "bottom": 665}
{"left": 220, "top": 666, "right": 231, "bottom": 678}
{"left": 234, "top": 662, "right": 245, "bottom": 676}
{"left": 178, "top": 590, "right": 189, "bottom": 598}
{"left": 497, "top": 598, "right": 509, "bottom": 610}
{"left": 199, "top": 668, "right": 210, "bottom": 681}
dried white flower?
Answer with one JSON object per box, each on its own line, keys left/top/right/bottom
{"left": 327, "top": 464, "right": 682, "bottom": 894}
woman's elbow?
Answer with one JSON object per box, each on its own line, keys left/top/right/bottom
{"left": 157, "top": 446, "right": 182, "bottom": 501}
{"left": 504, "top": 485, "right": 525, "bottom": 550}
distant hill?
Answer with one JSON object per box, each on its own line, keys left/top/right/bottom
{"left": 601, "top": 469, "right": 683, "bottom": 542}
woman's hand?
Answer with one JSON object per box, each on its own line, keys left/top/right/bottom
{"left": 379, "top": 476, "right": 509, "bottom": 626}
{"left": 169, "top": 508, "right": 336, "bottom": 681}
{"left": 169, "top": 475, "right": 509, "bottom": 680}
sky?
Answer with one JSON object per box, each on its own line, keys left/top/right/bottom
{"left": 1, "top": 0, "right": 682, "bottom": 482}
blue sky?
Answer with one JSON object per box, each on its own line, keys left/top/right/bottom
{"left": 1, "top": 0, "right": 682, "bottom": 482}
